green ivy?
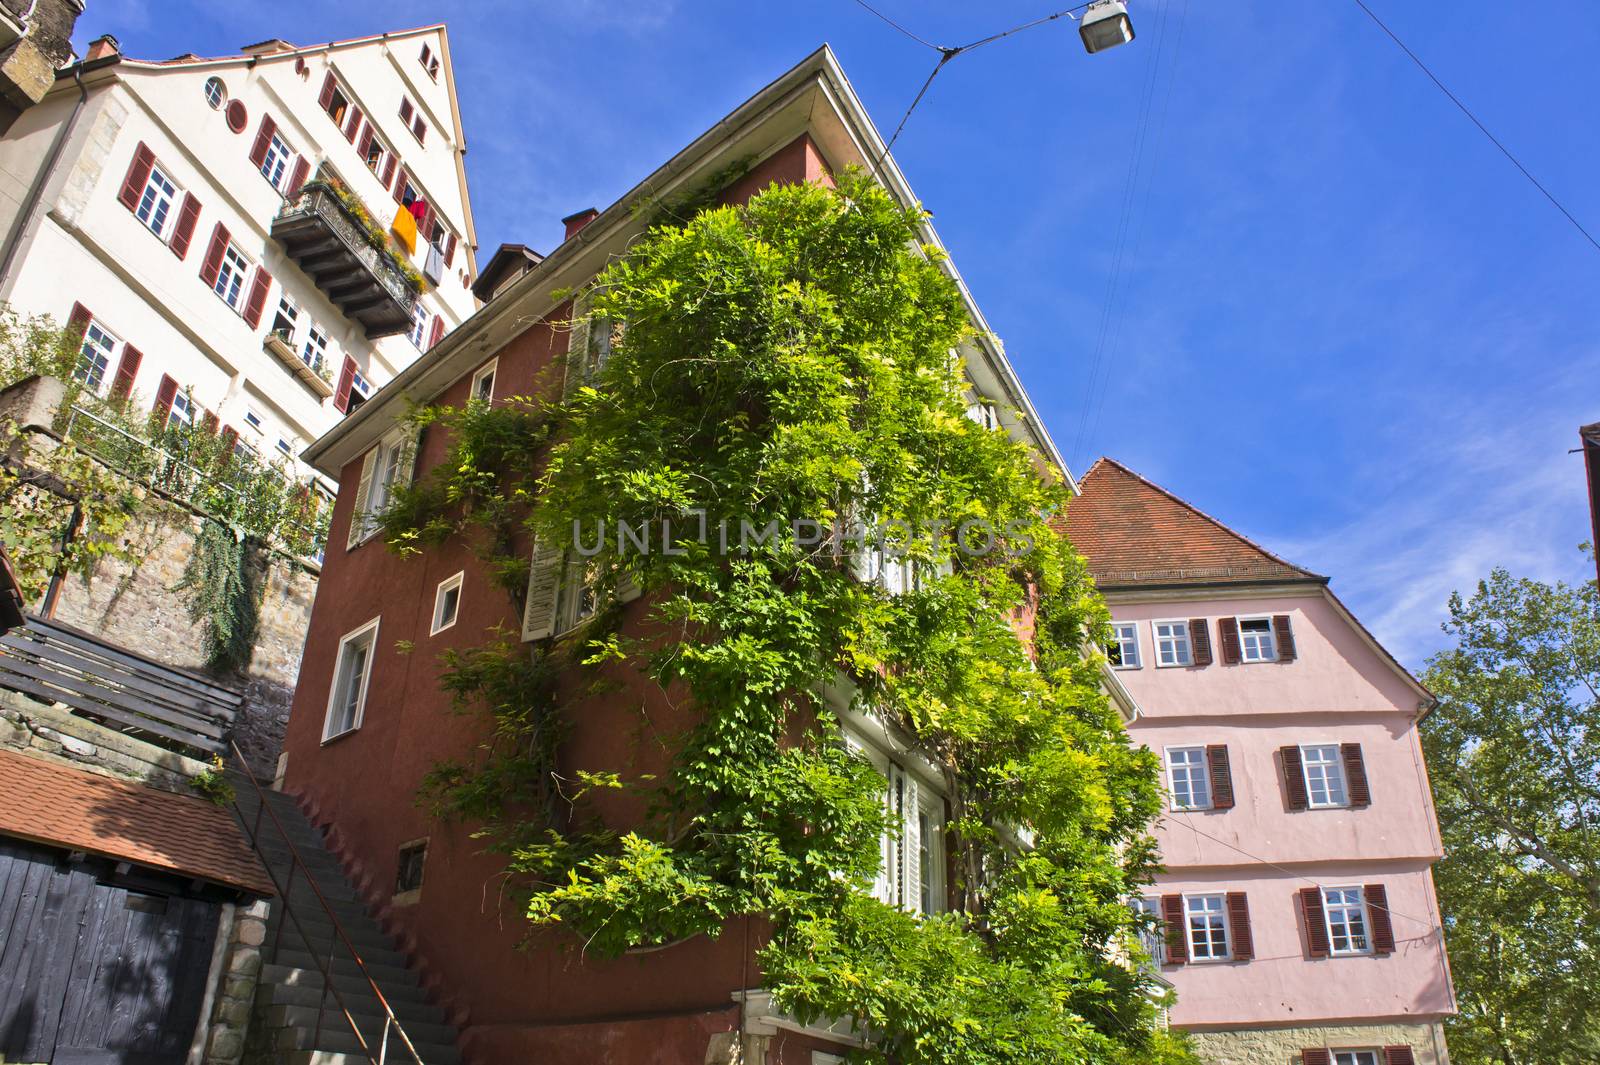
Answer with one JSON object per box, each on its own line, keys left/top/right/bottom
{"left": 384, "top": 172, "right": 1195, "bottom": 1065}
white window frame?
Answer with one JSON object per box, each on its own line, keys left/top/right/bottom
{"left": 276, "top": 436, "right": 294, "bottom": 458}
{"left": 1332, "top": 1052, "right": 1381, "bottom": 1065}
{"left": 1153, "top": 619, "right": 1192, "bottom": 667}
{"left": 323, "top": 617, "right": 379, "bottom": 742}
{"left": 1237, "top": 615, "right": 1277, "bottom": 662}
{"left": 136, "top": 162, "right": 181, "bottom": 241}
{"left": 470, "top": 358, "right": 497, "bottom": 404}
{"left": 418, "top": 43, "right": 440, "bottom": 80}
{"left": 846, "top": 727, "right": 945, "bottom": 917}
{"left": 214, "top": 241, "right": 253, "bottom": 311}
{"left": 349, "top": 427, "right": 414, "bottom": 547}
{"left": 363, "top": 132, "right": 392, "bottom": 180}
{"left": 431, "top": 571, "right": 464, "bottom": 635}
{"left": 76, "top": 319, "right": 119, "bottom": 395}
{"left": 302, "top": 321, "right": 331, "bottom": 375}
{"left": 168, "top": 389, "right": 196, "bottom": 429}
{"left": 965, "top": 399, "right": 999, "bottom": 431}
{"left": 1130, "top": 896, "right": 1164, "bottom": 967}
{"left": 1322, "top": 887, "right": 1372, "bottom": 956}
{"left": 1108, "top": 621, "right": 1140, "bottom": 669}
{"left": 553, "top": 554, "right": 599, "bottom": 637}
{"left": 1300, "top": 743, "right": 1350, "bottom": 808}
{"left": 203, "top": 76, "right": 226, "bottom": 109}
{"left": 260, "top": 130, "right": 295, "bottom": 191}
{"left": 408, "top": 303, "right": 431, "bottom": 349}
{"left": 1164, "top": 746, "right": 1213, "bottom": 811}
{"left": 1184, "top": 893, "right": 1231, "bottom": 962}
{"left": 243, "top": 408, "right": 263, "bottom": 433}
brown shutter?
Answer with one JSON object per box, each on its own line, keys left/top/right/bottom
{"left": 285, "top": 158, "right": 310, "bottom": 199}
{"left": 117, "top": 143, "right": 155, "bottom": 211}
{"left": 356, "top": 123, "right": 374, "bottom": 162}
{"left": 399, "top": 97, "right": 413, "bottom": 122}
{"left": 413, "top": 119, "right": 426, "bottom": 145}
{"left": 1342, "top": 743, "right": 1371, "bottom": 807}
{"left": 1160, "top": 894, "right": 1187, "bottom": 964}
{"left": 1366, "top": 884, "right": 1396, "bottom": 954}
{"left": 243, "top": 266, "right": 272, "bottom": 328}
{"left": 248, "top": 114, "right": 277, "bottom": 167}
{"left": 1301, "top": 1052, "right": 1332, "bottom": 1065}
{"left": 427, "top": 315, "right": 445, "bottom": 350}
{"left": 1189, "top": 618, "right": 1212, "bottom": 666}
{"left": 1225, "top": 892, "right": 1253, "bottom": 960}
{"left": 1218, "top": 616, "right": 1241, "bottom": 663}
{"left": 170, "top": 192, "right": 201, "bottom": 259}
{"left": 199, "top": 222, "right": 229, "bottom": 287}
{"left": 333, "top": 356, "right": 356, "bottom": 413}
{"left": 393, "top": 166, "right": 408, "bottom": 204}
{"left": 219, "top": 424, "right": 239, "bottom": 457}
{"left": 1383, "top": 1047, "right": 1415, "bottom": 1065}
{"left": 152, "top": 374, "right": 177, "bottom": 424}
{"left": 444, "top": 232, "right": 457, "bottom": 267}
{"left": 382, "top": 153, "right": 397, "bottom": 188}
{"left": 1206, "top": 745, "right": 1234, "bottom": 809}
{"left": 110, "top": 344, "right": 142, "bottom": 400}
{"left": 345, "top": 105, "right": 363, "bottom": 144}
{"left": 65, "top": 301, "right": 91, "bottom": 346}
{"left": 318, "top": 72, "right": 336, "bottom": 111}
{"left": 201, "top": 410, "right": 219, "bottom": 435}
{"left": 1273, "top": 614, "right": 1297, "bottom": 660}
{"left": 1299, "top": 887, "right": 1330, "bottom": 957}
{"left": 1281, "top": 746, "right": 1309, "bottom": 809}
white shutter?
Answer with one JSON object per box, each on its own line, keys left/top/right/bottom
{"left": 562, "top": 292, "right": 592, "bottom": 398}
{"left": 394, "top": 423, "right": 422, "bottom": 491}
{"left": 521, "top": 538, "right": 562, "bottom": 641}
{"left": 346, "top": 448, "right": 377, "bottom": 550}
{"left": 903, "top": 771, "right": 922, "bottom": 914}
{"left": 617, "top": 567, "right": 641, "bottom": 603}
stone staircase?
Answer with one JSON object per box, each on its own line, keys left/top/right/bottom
{"left": 231, "top": 779, "right": 462, "bottom": 1065}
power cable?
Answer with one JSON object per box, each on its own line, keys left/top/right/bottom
{"left": 1351, "top": 0, "right": 1600, "bottom": 255}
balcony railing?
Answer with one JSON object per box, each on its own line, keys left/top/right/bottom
{"left": 271, "top": 182, "right": 419, "bottom": 339}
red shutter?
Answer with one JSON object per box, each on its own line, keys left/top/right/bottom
{"left": 1281, "top": 746, "right": 1309, "bottom": 810}
{"left": 219, "top": 424, "right": 239, "bottom": 457}
{"left": 117, "top": 143, "right": 155, "bottom": 212}
{"left": 444, "top": 232, "right": 457, "bottom": 267}
{"left": 201, "top": 411, "right": 219, "bottom": 435}
{"left": 1273, "top": 614, "right": 1297, "bottom": 660}
{"left": 1189, "top": 618, "right": 1212, "bottom": 666}
{"left": 318, "top": 72, "right": 336, "bottom": 112}
{"left": 333, "top": 356, "right": 356, "bottom": 413}
{"left": 1301, "top": 1052, "right": 1332, "bottom": 1065}
{"left": 1366, "top": 884, "right": 1396, "bottom": 954}
{"left": 199, "top": 222, "right": 229, "bottom": 287}
{"left": 248, "top": 114, "right": 277, "bottom": 167}
{"left": 399, "top": 97, "right": 413, "bottom": 123}
{"left": 152, "top": 374, "right": 178, "bottom": 424}
{"left": 356, "top": 124, "right": 374, "bottom": 162}
{"left": 285, "top": 158, "right": 310, "bottom": 199}
{"left": 1299, "top": 887, "right": 1330, "bottom": 957}
{"left": 1217, "top": 616, "right": 1241, "bottom": 663}
{"left": 110, "top": 344, "right": 142, "bottom": 400}
{"left": 1206, "top": 745, "right": 1235, "bottom": 809}
{"left": 1342, "top": 743, "right": 1371, "bottom": 807}
{"left": 382, "top": 154, "right": 397, "bottom": 188}
{"left": 427, "top": 315, "right": 445, "bottom": 350}
{"left": 345, "top": 105, "right": 363, "bottom": 144}
{"left": 1383, "top": 1047, "right": 1415, "bottom": 1065}
{"left": 243, "top": 266, "right": 272, "bottom": 328}
{"left": 65, "top": 301, "right": 91, "bottom": 346}
{"left": 1225, "top": 892, "right": 1253, "bottom": 960}
{"left": 170, "top": 193, "right": 201, "bottom": 260}
{"left": 1160, "top": 894, "right": 1187, "bottom": 964}
{"left": 393, "top": 166, "right": 408, "bottom": 204}
{"left": 413, "top": 119, "right": 426, "bottom": 145}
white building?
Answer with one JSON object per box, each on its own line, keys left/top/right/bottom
{"left": 0, "top": 25, "right": 478, "bottom": 475}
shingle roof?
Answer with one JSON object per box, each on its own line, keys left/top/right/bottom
{"left": 1062, "top": 458, "right": 1324, "bottom": 589}
{"left": 0, "top": 749, "right": 273, "bottom": 896}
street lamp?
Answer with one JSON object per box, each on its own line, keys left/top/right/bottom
{"left": 1079, "top": 0, "right": 1135, "bottom": 53}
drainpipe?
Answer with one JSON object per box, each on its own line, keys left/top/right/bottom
{"left": 0, "top": 61, "right": 91, "bottom": 292}
{"left": 38, "top": 499, "right": 81, "bottom": 619}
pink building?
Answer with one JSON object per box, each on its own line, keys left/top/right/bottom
{"left": 1067, "top": 459, "right": 1455, "bottom": 1065}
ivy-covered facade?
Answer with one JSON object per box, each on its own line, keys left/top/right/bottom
{"left": 281, "top": 48, "right": 1188, "bottom": 1064}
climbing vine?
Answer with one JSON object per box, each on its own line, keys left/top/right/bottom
{"left": 384, "top": 173, "right": 1194, "bottom": 1064}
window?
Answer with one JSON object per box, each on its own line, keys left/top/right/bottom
{"left": 396, "top": 176, "right": 420, "bottom": 210}
{"left": 470, "top": 359, "right": 496, "bottom": 403}
{"left": 243, "top": 409, "right": 262, "bottom": 432}
{"left": 408, "top": 304, "right": 431, "bottom": 349}
{"left": 418, "top": 42, "right": 440, "bottom": 79}
{"left": 554, "top": 556, "right": 599, "bottom": 636}
{"left": 349, "top": 428, "right": 414, "bottom": 545}
{"left": 168, "top": 389, "right": 196, "bottom": 428}
{"left": 395, "top": 840, "right": 427, "bottom": 895}
{"left": 432, "top": 572, "right": 463, "bottom": 634}
{"left": 213, "top": 242, "right": 251, "bottom": 309}
{"left": 1107, "top": 621, "right": 1140, "bottom": 668}
{"left": 1301, "top": 744, "right": 1349, "bottom": 807}
{"left": 204, "top": 76, "right": 226, "bottom": 109}
{"left": 1185, "top": 894, "right": 1230, "bottom": 961}
{"left": 260, "top": 130, "right": 295, "bottom": 190}
{"left": 1323, "top": 887, "right": 1371, "bottom": 955}
{"left": 1239, "top": 616, "right": 1277, "bottom": 662}
{"left": 276, "top": 437, "right": 294, "bottom": 458}
{"left": 1130, "top": 897, "right": 1163, "bottom": 966}
{"left": 965, "top": 400, "right": 999, "bottom": 431}
{"left": 1333, "top": 1053, "right": 1380, "bottom": 1065}
{"left": 399, "top": 96, "right": 427, "bottom": 143}
{"left": 136, "top": 164, "right": 179, "bottom": 239}
{"left": 323, "top": 79, "right": 351, "bottom": 126}
{"left": 270, "top": 296, "right": 299, "bottom": 339}
{"left": 324, "top": 617, "right": 378, "bottom": 740}
{"left": 867, "top": 755, "right": 944, "bottom": 917}
{"left": 1165, "top": 747, "right": 1212, "bottom": 810}
{"left": 1153, "top": 620, "right": 1192, "bottom": 667}
{"left": 76, "top": 321, "right": 118, "bottom": 393}
{"left": 350, "top": 367, "right": 372, "bottom": 400}
{"left": 302, "top": 322, "right": 330, "bottom": 374}
{"left": 363, "top": 133, "right": 390, "bottom": 178}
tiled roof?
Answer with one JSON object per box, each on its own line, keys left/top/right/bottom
{"left": 1061, "top": 458, "right": 1324, "bottom": 588}
{"left": 0, "top": 749, "right": 272, "bottom": 896}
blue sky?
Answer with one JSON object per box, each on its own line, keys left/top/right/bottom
{"left": 75, "top": 1, "right": 1600, "bottom": 668}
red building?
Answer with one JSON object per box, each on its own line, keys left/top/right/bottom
{"left": 280, "top": 47, "right": 1070, "bottom": 1064}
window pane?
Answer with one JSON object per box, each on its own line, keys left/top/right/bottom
{"left": 1302, "top": 744, "right": 1348, "bottom": 807}
{"left": 1167, "top": 748, "right": 1211, "bottom": 810}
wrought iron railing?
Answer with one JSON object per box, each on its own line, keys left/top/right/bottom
{"left": 275, "top": 182, "right": 420, "bottom": 310}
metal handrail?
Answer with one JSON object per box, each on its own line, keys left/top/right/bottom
{"left": 227, "top": 741, "right": 426, "bottom": 1064}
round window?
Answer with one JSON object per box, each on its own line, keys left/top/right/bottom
{"left": 204, "top": 76, "right": 225, "bottom": 110}
{"left": 225, "top": 99, "right": 248, "bottom": 134}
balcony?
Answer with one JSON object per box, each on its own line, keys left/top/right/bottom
{"left": 271, "top": 181, "right": 420, "bottom": 339}
{"left": 263, "top": 331, "right": 334, "bottom": 397}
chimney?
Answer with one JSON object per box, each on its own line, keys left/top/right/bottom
{"left": 86, "top": 35, "right": 120, "bottom": 62}
{"left": 562, "top": 208, "right": 599, "bottom": 241}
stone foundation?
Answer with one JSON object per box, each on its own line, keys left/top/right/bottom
{"left": 200, "top": 899, "right": 270, "bottom": 1065}
{"left": 1188, "top": 1021, "right": 1450, "bottom": 1065}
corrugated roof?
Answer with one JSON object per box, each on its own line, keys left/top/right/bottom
{"left": 1062, "top": 458, "right": 1324, "bottom": 588}
{"left": 0, "top": 749, "right": 272, "bottom": 896}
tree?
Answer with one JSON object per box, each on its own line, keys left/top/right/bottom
{"left": 1422, "top": 563, "right": 1600, "bottom": 1065}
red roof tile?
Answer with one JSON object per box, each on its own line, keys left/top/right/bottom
{"left": 1062, "top": 458, "right": 1323, "bottom": 588}
{"left": 0, "top": 749, "right": 272, "bottom": 896}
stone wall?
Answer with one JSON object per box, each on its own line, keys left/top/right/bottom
{"left": 201, "top": 899, "right": 270, "bottom": 1065}
{"left": 1188, "top": 1021, "right": 1450, "bottom": 1065}
{"left": 0, "top": 688, "right": 212, "bottom": 789}
{"left": 0, "top": 0, "right": 83, "bottom": 129}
